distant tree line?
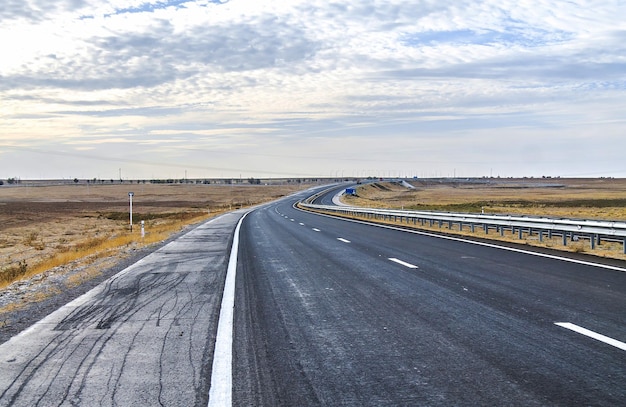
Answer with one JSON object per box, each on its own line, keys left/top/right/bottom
{"left": 0, "top": 177, "right": 21, "bottom": 185}
{"left": 0, "top": 177, "right": 326, "bottom": 186}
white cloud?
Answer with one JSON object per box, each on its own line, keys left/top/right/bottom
{"left": 1, "top": 0, "right": 625, "bottom": 179}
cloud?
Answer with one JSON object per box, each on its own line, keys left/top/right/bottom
{"left": 1, "top": 0, "right": 625, "bottom": 179}
{"left": 0, "top": 7, "right": 317, "bottom": 91}
{"left": 0, "top": 0, "right": 91, "bottom": 22}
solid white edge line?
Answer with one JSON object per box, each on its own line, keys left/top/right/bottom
{"left": 337, "top": 238, "right": 351, "bottom": 243}
{"left": 208, "top": 212, "right": 248, "bottom": 407}
{"left": 555, "top": 322, "right": 626, "bottom": 351}
{"left": 389, "top": 257, "right": 419, "bottom": 269}
{"left": 296, "top": 208, "right": 626, "bottom": 273}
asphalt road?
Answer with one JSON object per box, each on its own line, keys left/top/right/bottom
{"left": 1, "top": 187, "right": 625, "bottom": 406}
{"left": 232, "top": 196, "right": 626, "bottom": 406}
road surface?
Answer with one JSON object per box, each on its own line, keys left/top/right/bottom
{"left": 232, "top": 196, "right": 626, "bottom": 405}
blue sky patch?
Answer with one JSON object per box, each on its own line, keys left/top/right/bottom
{"left": 107, "top": 0, "right": 228, "bottom": 17}
{"left": 402, "top": 27, "right": 571, "bottom": 48}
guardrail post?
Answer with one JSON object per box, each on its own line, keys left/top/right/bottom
{"left": 590, "top": 234, "right": 596, "bottom": 250}
{"left": 548, "top": 230, "right": 553, "bottom": 239}
{"left": 518, "top": 228, "right": 523, "bottom": 240}
{"left": 499, "top": 226, "right": 504, "bottom": 236}
{"left": 623, "top": 238, "right": 626, "bottom": 254}
{"left": 459, "top": 222, "right": 463, "bottom": 231}
{"left": 471, "top": 224, "right": 475, "bottom": 233}
{"left": 562, "top": 233, "right": 567, "bottom": 246}
{"left": 539, "top": 230, "right": 543, "bottom": 242}
{"left": 484, "top": 224, "right": 488, "bottom": 234}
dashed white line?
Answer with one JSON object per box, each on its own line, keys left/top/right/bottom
{"left": 388, "top": 258, "right": 419, "bottom": 269}
{"left": 299, "top": 209, "right": 626, "bottom": 273}
{"left": 555, "top": 322, "right": 626, "bottom": 351}
{"left": 312, "top": 228, "right": 321, "bottom": 232}
{"left": 337, "top": 238, "right": 351, "bottom": 243}
{"left": 299, "top": 223, "right": 305, "bottom": 226}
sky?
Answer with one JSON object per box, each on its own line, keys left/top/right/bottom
{"left": 1, "top": 0, "right": 625, "bottom": 180}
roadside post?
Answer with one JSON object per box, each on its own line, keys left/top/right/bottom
{"left": 141, "top": 220, "right": 145, "bottom": 238}
{"left": 129, "top": 192, "right": 134, "bottom": 232}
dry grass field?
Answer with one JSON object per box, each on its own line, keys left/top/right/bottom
{"left": 0, "top": 181, "right": 310, "bottom": 293}
{"left": 341, "top": 178, "right": 626, "bottom": 261}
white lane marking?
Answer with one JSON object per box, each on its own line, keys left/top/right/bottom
{"left": 208, "top": 212, "right": 248, "bottom": 407}
{"left": 297, "top": 209, "right": 626, "bottom": 273}
{"left": 389, "top": 258, "right": 419, "bottom": 269}
{"left": 555, "top": 322, "right": 626, "bottom": 351}
{"left": 299, "top": 223, "right": 305, "bottom": 226}
{"left": 312, "top": 228, "right": 321, "bottom": 232}
{"left": 337, "top": 238, "right": 351, "bottom": 243}
{"left": 290, "top": 219, "right": 295, "bottom": 222}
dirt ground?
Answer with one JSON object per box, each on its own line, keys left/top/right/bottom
{"left": 0, "top": 181, "right": 312, "bottom": 288}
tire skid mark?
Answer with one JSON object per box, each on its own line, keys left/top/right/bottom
{"left": 2, "top": 268, "right": 204, "bottom": 405}
{"left": 1, "top": 328, "right": 73, "bottom": 405}
{"left": 9, "top": 270, "right": 189, "bottom": 406}
{"left": 157, "top": 278, "right": 190, "bottom": 407}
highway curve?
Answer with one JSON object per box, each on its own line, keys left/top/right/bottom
{"left": 232, "top": 196, "right": 626, "bottom": 406}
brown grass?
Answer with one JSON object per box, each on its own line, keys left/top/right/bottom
{"left": 0, "top": 214, "right": 214, "bottom": 289}
{"left": 345, "top": 178, "right": 626, "bottom": 220}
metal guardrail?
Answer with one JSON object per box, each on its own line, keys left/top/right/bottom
{"left": 302, "top": 184, "right": 344, "bottom": 205}
{"left": 299, "top": 202, "right": 626, "bottom": 254}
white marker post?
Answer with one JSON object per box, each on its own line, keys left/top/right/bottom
{"left": 129, "top": 192, "right": 134, "bottom": 232}
{"left": 141, "top": 220, "right": 145, "bottom": 238}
